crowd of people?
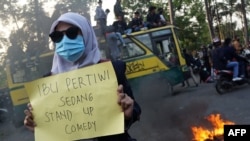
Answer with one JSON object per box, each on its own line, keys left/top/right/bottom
{"left": 95, "top": 0, "right": 168, "bottom": 36}
{"left": 211, "top": 36, "right": 249, "bottom": 80}
{"left": 94, "top": 1, "right": 247, "bottom": 84}
{"left": 182, "top": 36, "right": 250, "bottom": 85}
{"left": 94, "top": 0, "right": 168, "bottom": 60}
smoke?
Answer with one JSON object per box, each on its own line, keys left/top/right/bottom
{"left": 130, "top": 75, "right": 212, "bottom": 141}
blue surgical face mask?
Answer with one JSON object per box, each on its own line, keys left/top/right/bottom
{"left": 56, "top": 35, "right": 85, "bottom": 62}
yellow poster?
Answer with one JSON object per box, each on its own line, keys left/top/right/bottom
{"left": 24, "top": 61, "right": 124, "bottom": 141}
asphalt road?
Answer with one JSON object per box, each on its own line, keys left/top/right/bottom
{"left": 1, "top": 81, "right": 250, "bottom": 141}
{"left": 130, "top": 81, "right": 250, "bottom": 141}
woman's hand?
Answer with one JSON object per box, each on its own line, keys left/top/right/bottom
{"left": 24, "top": 103, "right": 36, "bottom": 132}
{"left": 117, "top": 85, "right": 134, "bottom": 120}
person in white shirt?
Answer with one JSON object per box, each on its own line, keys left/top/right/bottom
{"left": 157, "top": 7, "right": 167, "bottom": 26}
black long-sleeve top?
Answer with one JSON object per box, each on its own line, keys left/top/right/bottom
{"left": 97, "top": 60, "right": 141, "bottom": 141}
{"left": 112, "top": 21, "right": 128, "bottom": 35}
{"left": 211, "top": 47, "right": 227, "bottom": 70}
{"left": 221, "top": 45, "right": 241, "bottom": 62}
{"left": 146, "top": 13, "right": 160, "bottom": 24}
{"left": 129, "top": 17, "right": 143, "bottom": 28}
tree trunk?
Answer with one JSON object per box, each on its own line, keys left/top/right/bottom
{"left": 241, "top": 0, "right": 248, "bottom": 46}
{"left": 34, "top": 0, "right": 42, "bottom": 39}
{"left": 205, "top": 0, "right": 214, "bottom": 41}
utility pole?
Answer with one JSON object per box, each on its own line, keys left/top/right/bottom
{"left": 168, "top": 0, "right": 174, "bottom": 25}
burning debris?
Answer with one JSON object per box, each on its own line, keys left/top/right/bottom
{"left": 191, "top": 114, "right": 234, "bottom": 141}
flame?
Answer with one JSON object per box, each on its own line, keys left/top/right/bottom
{"left": 191, "top": 114, "right": 235, "bottom": 141}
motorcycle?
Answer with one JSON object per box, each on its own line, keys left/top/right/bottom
{"left": 215, "top": 70, "right": 250, "bottom": 94}
{"left": 215, "top": 48, "right": 250, "bottom": 94}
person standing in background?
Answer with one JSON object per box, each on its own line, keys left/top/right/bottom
{"left": 201, "top": 45, "right": 211, "bottom": 76}
{"left": 182, "top": 49, "right": 199, "bottom": 87}
{"left": 95, "top": 0, "right": 107, "bottom": 37}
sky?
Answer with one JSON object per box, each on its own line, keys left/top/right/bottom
{"left": 92, "top": 0, "right": 116, "bottom": 26}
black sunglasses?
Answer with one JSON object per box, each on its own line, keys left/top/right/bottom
{"left": 49, "top": 26, "right": 79, "bottom": 43}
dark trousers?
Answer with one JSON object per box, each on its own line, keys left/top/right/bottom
{"left": 98, "top": 18, "right": 107, "bottom": 37}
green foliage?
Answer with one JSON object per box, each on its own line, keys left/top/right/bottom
{"left": 122, "top": 0, "right": 151, "bottom": 19}
{"left": 0, "top": 0, "right": 95, "bottom": 89}
{"left": 56, "top": 0, "right": 92, "bottom": 20}
{"left": 173, "top": 0, "right": 210, "bottom": 50}
{"left": 0, "top": 0, "right": 248, "bottom": 67}
{"left": 122, "top": 0, "right": 249, "bottom": 49}
{"left": 0, "top": 0, "right": 94, "bottom": 65}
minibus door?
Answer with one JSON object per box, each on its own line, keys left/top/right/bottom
{"left": 152, "top": 37, "right": 184, "bottom": 85}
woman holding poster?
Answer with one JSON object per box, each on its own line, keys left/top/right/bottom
{"left": 24, "top": 12, "right": 141, "bottom": 141}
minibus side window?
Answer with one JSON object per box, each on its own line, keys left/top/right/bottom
{"left": 134, "top": 34, "right": 153, "bottom": 50}
{"left": 121, "top": 38, "right": 145, "bottom": 59}
{"left": 12, "top": 66, "right": 26, "bottom": 83}
{"left": 155, "top": 37, "right": 180, "bottom": 67}
{"left": 9, "top": 54, "right": 53, "bottom": 84}
{"left": 10, "top": 62, "right": 35, "bottom": 83}
{"left": 162, "top": 40, "right": 170, "bottom": 54}
{"left": 152, "top": 29, "right": 172, "bottom": 37}
{"left": 166, "top": 37, "right": 180, "bottom": 67}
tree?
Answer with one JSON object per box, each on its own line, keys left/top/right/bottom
{"left": 0, "top": 0, "right": 98, "bottom": 92}
{"left": 122, "top": 0, "right": 152, "bottom": 20}
{"left": 1, "top": 0, "right": 95, "bottom": 64}
{"left": 240, "top": 0, "right": 248, "bottom": 46}
{"left": 205, "top": 0, "right": 215, "bottom": 41}
{"left": 52, "top": 0, "right": 92, "bottom": 22}
{"left": 1, "top": 0, "right": 52, "bottom": 64}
